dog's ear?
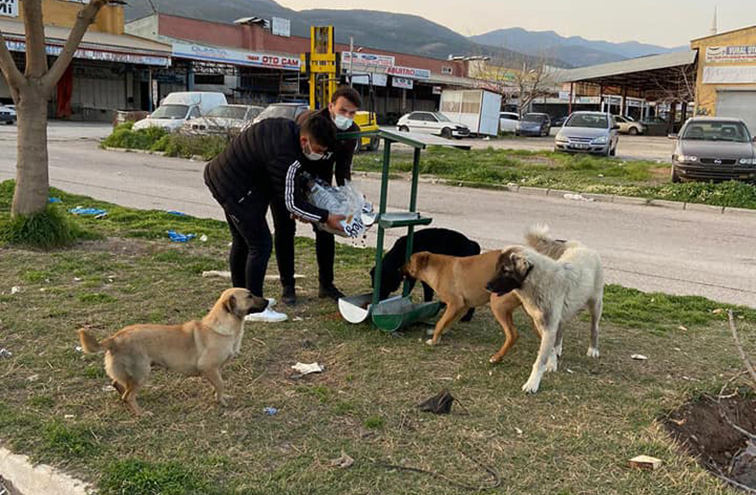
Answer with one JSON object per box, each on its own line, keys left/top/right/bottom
{"left": 510, "top": 251, "right": 531, "bottom": 281}
{"left": 415, "top": 252, "right": 431, "bottom": 271}
{"left": 224, "top": 294, "right": 238, "bottom": 316}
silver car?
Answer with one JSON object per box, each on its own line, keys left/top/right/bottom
{"left": 554, "top": 112, "right": 620, "bottom": 156}
{"left": 669, "top": 117, "right": 756, "bottom": 183}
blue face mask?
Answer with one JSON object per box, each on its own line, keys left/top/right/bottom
{"left": 333, "top": 114, "right": 353, "bottom": 131}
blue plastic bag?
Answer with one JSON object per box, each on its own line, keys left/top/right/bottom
{"left": 69, "top": 207, "right": 107, "bottom": 216}
{"left": 167, "top": 230, "right": 196, "bottom": 242}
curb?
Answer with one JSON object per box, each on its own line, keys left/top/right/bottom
{"left": 357, "top": 171, "right": 756, "bottom": 217}
{"left": 0, "top": 447, "right": 90, "bottom": 495}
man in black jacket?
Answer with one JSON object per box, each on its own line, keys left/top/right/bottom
{"left": 204, "top": 114, "right": 344, "bottom": 318}
{"left": 271, "top": 86, "right": 362, "bottom": 305}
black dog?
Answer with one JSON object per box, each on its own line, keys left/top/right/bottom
{"left": 370, "top": 228, "right": 481, "bottom": 322}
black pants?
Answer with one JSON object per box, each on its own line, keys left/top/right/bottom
{"left": 270, "top": 166, "right": 336, "bottom": 289}
{"left": 270, "top": 199, "right": 335, "bottom": 288}
{"left": 221, "top": 194, "right": 272, "bottom": 298}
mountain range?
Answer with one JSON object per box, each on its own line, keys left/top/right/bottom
{"left": 124, "top": 0, "right": 682, "bottom": 68}
{"left": 470, "top": 28, "right": 685, "bottom": 67}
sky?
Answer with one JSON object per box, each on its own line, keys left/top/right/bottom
{"left": 276, "top": 0, "right": 756, "bottom": 48}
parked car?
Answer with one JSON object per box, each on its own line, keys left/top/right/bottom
{"left": 552, "top": 116, "right": 568, "bottom": 127}
{"left": 669, "top": 117, "right": 756, "bottom": 183}
{"left": 499, "top": 111, "right": 519, "bottom": 133}
{"left": 396, "top": 111, "right": 470, "bottom": 138}
{"left": 252, "top": 102, "right": 309, "bottom": 125}
{"left": 614, "top": 115, "right": 645, "bottom": 135}
{"left": 516, "top": 113, "right": 551, "bottom": 137}
{"left": 183, "top": 104, "right": 263, "bottom": 136}
{"left": 0, "top": 105, "right": 16, "bottom": 125}
{"left": 133, "top": 92, "right": 227, "bottom": 132}
{"left": 554, "top": 112, "right": 620, "bottom": 156}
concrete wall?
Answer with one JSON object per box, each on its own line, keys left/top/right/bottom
{"left": 691, "top": 26, "right": 756, "bottom": 116}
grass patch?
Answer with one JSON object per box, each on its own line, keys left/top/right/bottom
{"left": 102, "top": 122, "right": 168, "bottom": 150}
{"left": 0, "top": 183, "right": 96, "bottom": 249}
{"left": 99, "top": 459, "right": 211, "bottom": 495}
{"left": 354, "top": 147, "right": 756, "bottom": 209}
{"left": 102, "top": 123, "right": 228, "bottom": 161}
{"left": 43, "top": 421, "right": 100, "bottom": 459}
{"left": 0, "top": 184, "right": 754, "bottom": 494}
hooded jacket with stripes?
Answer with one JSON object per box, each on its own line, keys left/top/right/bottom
{"left": 203, "top": 118, "right": 329, "bottom": 224}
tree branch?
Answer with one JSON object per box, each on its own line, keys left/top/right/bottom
{"left": 21, "top": 0, "right": 48, "bottom": 77}
{"left": 43, "top": 0, "right": 109, "bottom": 88}
{"left": 0, "top": 30, "right": 25, "bottom": 91}
{"left": 729, "top": 309, "right": 756, "bottom": 388}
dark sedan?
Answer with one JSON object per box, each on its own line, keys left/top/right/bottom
{"left": 670, "top": 117, "right": 756, "bottom": 182}
{"left": 516, "top": 113, "right": 551, "bottom": 137}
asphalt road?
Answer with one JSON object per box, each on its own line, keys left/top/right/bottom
{"left": 0, "top": 122, "right": 753, "bottom": 308}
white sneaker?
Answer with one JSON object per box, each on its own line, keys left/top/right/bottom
{"left": 245, "top": 307, "right": 288, "bottom": 323}
{"left": 266, "top": 297, "right": 276, "bottom": 308}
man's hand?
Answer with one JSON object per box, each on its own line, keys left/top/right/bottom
{"left": 325, "top": 214, "right": 346, "bottom": 232}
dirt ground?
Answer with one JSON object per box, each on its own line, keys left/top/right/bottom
{"left": 665, "top": 392, "right": 756, "bottom": 489}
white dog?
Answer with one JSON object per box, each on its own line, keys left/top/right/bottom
{"left": 486, "top": 225, "right": 604, "bottom": 393}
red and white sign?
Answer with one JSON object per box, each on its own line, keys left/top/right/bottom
{"left": 386, "top": 65, "right": 431, "bottom": 80}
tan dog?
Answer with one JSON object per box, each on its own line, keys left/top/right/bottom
{"left": 78, "top": 288, "right": 268, "bottom": 416}
{"left": 403, "top": 250, "right": 519, "bottom": 350}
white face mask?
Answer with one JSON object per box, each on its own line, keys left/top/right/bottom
{"left": 333, "top": 114, "right": 353, "bottom": 131}
{"left": 303, "top": 142, "right": 324, "bottom": 161}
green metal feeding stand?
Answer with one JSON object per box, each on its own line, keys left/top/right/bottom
{"left": 337, "top": 128, "right": 468, "bottom": 332}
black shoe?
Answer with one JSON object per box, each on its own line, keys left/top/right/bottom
{"left": 318, "top": 284, "right": 345, "bottom": 300}
{"left": 282, "top": 285, "right": 296, "bottom": 305}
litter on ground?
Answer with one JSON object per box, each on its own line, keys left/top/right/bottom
{"left": 564, "top": 193, "right": 594, "bottom": 202}
{"left": 263, "top": 407, "right": 278, "bottom": 416}
{"left": 291, "top": 362, "right": 324, "bottom": 375}
{"left": 418, "top": 390, "right": 455, "bottom": 414}
{"left": 69, "top": 207, "right": 107, "bottom": 216}
{"left": 167, "top": 230, "right": 196, "bottom": 242}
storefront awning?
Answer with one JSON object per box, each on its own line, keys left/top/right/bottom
{"left": 0, "top": 19, "right": 172, "bottom": 67}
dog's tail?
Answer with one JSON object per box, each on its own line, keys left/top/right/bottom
{"left": 78, "top": 329, "right": 114, "bottom": 354}
{"left": 524, "top": 224, "right": 567, "bottom": 260}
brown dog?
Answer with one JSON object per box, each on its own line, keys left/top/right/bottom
{"left": 403, "top": 250, "right": 523, "bottom": 355}
{"left": 78, "top": 288, "right": 268, "bottom": 416}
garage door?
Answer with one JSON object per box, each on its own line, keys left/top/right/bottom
{"left": 716, "top": 91, "right": 756, "bottom": 134}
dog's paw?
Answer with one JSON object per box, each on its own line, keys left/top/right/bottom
{"left": 521, "top": 379, "right": 540, "bottom": 394}
{"left": 425, "top": 338, "right": 437, "bottom": 346}
{"left": 489, "top": 355, "right": 502, "bottom": 364}
{"left": 522, "top": 380, "right": 539, "bottom": 394}
{"left": 587, "top": 347, "right": 600, "bottom": 358}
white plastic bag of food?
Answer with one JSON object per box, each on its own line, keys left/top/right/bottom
{"left": 305, "top": 178, "right": 373, "bottom": 238}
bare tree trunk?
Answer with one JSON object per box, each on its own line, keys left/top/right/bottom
{"left": 0, "top": 0, "right": 110, "bottom": 218}
{"left": 12, "top": 81, "right": 50, "bottom": 217}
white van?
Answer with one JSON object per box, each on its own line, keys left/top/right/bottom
{"left": 133, "top": 92, "right": 227, "bottom": 132}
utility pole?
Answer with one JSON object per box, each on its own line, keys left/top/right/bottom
{"left": 349, "top": 36, "right": 354, "bottom": 87}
